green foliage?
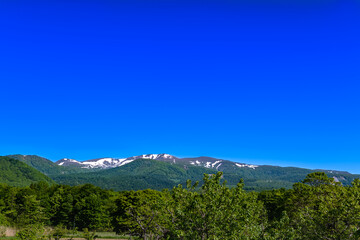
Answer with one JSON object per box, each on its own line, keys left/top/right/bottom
{"left": 258, "top": 188, "right": 289, "bottom": 221}
{"left": 0, "top": 212, "right": 7, "bottom": 226}
{"left": 113, "top": 189, "right": 170, "bottom": 239}
{"left": 82, "top": 228, "right": 98, "bottom": 240}
{"left": 113, "top": 172, "right": 267, "bottom": 239}
{"left": 49, "top": 186, "right": 74, "bottom": 226}
{"left": 168, "top": 172, "right": 266, "bottom": 239}
{"left": 0, "top": 157, "right": 54, "bottom": 187}
{"left": 15, "top": 224, "right": 47, "bottom": 240}
{"left": 0, "top": 226, "right": 5, "bottom": 237}
{"left": 301, "top": 171, "right": 336, "bottom": 186}
{"left": 285, "top": 173, "right": 360, "bottom": 239}
{"left": 262, "top": 212, "right": 297, "bottom": 240}
{"left": 50, "top": 225, "right": 68, "bottom": 240}
{"left": 7, "top": 154, "right": 89, "bottom": 176}
{"left": 15, "top": 193, "right": 47, "bottom": 226}
{"left": 1, "top": 170, "right": 360, "bottom": 239}
{"left": 74, "top": 192, "right": 109, "bottom": 230}
{"left": 7, "top": 155, "right": 65, "bottom": 176}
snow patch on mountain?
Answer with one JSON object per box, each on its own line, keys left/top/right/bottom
{"left": 216, "top": 163, "right": 222, "bottom": 170}
{"left": 79, "top": 158, "right": 132, "bottom": 169}
{"left": 63, "top": 158, "right": 79, "bottom": 163}
{"left": 127, "top": 153, "right": 178, "bottom": 161}
{"left": 235, "top": 163, "right": 258, "bottom": 169}
{"left": 212, "top": 161, "right": 222, "bottom": 168}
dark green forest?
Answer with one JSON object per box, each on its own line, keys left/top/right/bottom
{"left": 0, "top": 157, "right": 54, "bottom": 187}
{"left": 1, "top": 172, "right": 360, "bottom": 239}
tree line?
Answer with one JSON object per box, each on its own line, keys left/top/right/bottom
{"left": 0, "top": 172, "right": 360, "bottom": 239}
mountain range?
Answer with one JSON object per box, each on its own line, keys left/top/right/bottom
{"left": 54, "top": 153, "right": 259, "bottom": 171}
{"left": 4, "top": 153, "right": 360, "bottom": 191}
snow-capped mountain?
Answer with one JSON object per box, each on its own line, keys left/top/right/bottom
{"left": 179, "top": 156, "right": 258, "bottom": 171}
{"left": 126, "top": 153, "right": 178, "bottom": 162}
{"left": 55, "top": 154, "right": 258, "bottom": 170}
{"left": 55, "top": 154, "right": 177, "bottom": 169}
{"left": 56, "top": 158, "right": 82, "bottom": 167}
{"left": 55, "top": 157, "right": 134, "bottom": 169}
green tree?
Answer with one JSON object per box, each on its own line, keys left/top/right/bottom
{"left": 285, "top": 172, "right": 360, "bottom": 239}
{"left": 74, "top": 193, "right": 109, "bottom": 230}
{"left": 15, "top": 192, "right": 47, "bottom": 226}
{"left": 113, "top": 189, "right": 170, "bottom": 240}
{"left": 0, "top": 185, "right": 18, "bottom": 224}
{"left": 49, "top": 186, "right": 74, "bottom": 227}
{"left": 168, "top": 172, "right": 266, "bottom": 240}
{"left": 71, "top": 184, "right": 111, "bottom": 230}
{"left": 16, "top": 224, "right": 47, "bottom": 240}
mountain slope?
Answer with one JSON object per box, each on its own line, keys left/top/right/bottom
{"left": 0, "top": 156, "right": 55, "bottom": 187}
{"left": 52, "top": 159, "right": 217, "bottom": 191}
{"left": 54, "top": 153, "right": 177, "bottom": 169}
{"left": 55, "top": 157, "right": 133, "bottom": 169}
{"left": 8, "top": 154, "right": 92, "bottom": 175}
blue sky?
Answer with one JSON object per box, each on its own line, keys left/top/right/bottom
{"left": 0, "top": 0, "right": 359, "bottom": 172}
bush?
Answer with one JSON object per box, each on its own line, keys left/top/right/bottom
{"left": 0, "top": 226, "right": 6, "bottom": 237}
{"left": 50, "top": 225, "right": 68, "bottom": 240}
{"left": 16, "top": 225, "right": 47, "bottom": 240}
{"left": 82, "top": 228, "right": 98, "bottom": 240}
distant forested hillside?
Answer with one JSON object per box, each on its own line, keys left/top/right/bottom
{"left": 7, "top": 154, "right": 90, "bottom": 176}
{"left": 0, "top": 156, "right": 54, "bottom": 187}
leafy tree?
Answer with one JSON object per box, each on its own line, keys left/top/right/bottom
{"left": 258, "top": 188, "right": 289, "bottom": 221}
{"left": 0, "top": 185, "right": 17, "bottom": 224}
{"left": 285, "top": 172, "right": 360, "bottom": 239}
{"left": 15, "top": 192, "right": 47, "bottom": 226}
{"left": 16, "top": 224, "right": 47, "bottom": 240}
{"left": 168, "top": 172, "right": 266, "bottom": 240}
{"left": 74, "top": 193, "right": 109, "bottom": 230}
{"left": 113, "top": 189, "right": 170, "bottom": 239}
{"left": 71, "top": 184, "right": 112, "bottom": 230}
{"left": 49, "top": 186, "right": 74, "bottom": 227}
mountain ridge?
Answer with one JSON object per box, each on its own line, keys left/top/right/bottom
{"left": 53, "top": 153, "right": 266, "bottom": 173}
{"left": 4, "top": 153, "right": 359, "bottom": 191}
{"left": 52, "top": 153, "right": 352, "bottom": 175}
{"left": 0, "top": 156, "right": 55, "bottom": 187}
{"left": 54, "top": 153, "right": 178, "bottom": 169}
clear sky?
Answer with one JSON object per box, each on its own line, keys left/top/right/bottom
{"left": 0, "top": 0, "right": 359, "bottom": 172}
